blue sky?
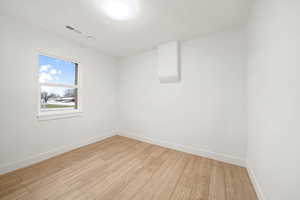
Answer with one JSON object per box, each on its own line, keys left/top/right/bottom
{"left": 39, "top": 55, "right": 76, "bottom": 85}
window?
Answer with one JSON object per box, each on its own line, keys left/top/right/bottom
{"left": 38, "top": 54, "right": 81, "bottom": 119}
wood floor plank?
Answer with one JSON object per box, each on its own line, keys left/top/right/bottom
{"left": 169, "top": 155, "right": 198, "bottom": 200}
{"left": 18, "top": 137, "right": 138, "bottom": 200}
{"left": 93, "top": 146, "right": 167, "bottom": 200}
{"left": 0, "top": 188, "right": 32, "bottom": 200}
{"left": 237, "top": 166, "right": 258, "bottom": 200}
{"left": 209, "top": 160, "right": 227, "bottom": 200}
{"left": 170, "top": 186, "right": 192, "bottom": 200}
{"left": 223, "top": 163, "right": 241, "bottom": 200}
{"left": 151, "top": 153, "right": 189, "bottom": 200}
{"left": 0, "top": 136, "right": 257, "bottom": 200}
{"left": 0, "top": 173, "right": 25, "bottom": 199}
{"left": 54, "top": 142, "right": 152, "bottom": 200}
{"left": 189, "top": 157, "right": 213, "bottom": 200}
{"left": 110, "top": 148, "right": 173, "bottom": 200}
{"left": 131, "top": 151, "right": 186, "bottom": 200}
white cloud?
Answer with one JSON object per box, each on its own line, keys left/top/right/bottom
{"left": 54, "top": 76, "right": 60, "bottom": 80}
{"left": 50, "top": 69, "right": 57, "bottom": 75}
{"left": 39, "top": 72, "right": 53, "bottom": 83}
{"left": 58, "top": 70, "right": 62, "bottom": 75}
{"left": 40, "top": 65, "right": 51, "bottom": 72}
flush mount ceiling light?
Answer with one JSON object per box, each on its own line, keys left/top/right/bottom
{"left": 99, "top": 0, "right": 138, "bottom": 21}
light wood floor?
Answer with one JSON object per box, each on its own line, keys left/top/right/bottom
{"left": 0, "top": 136, "right": 257, "bottom": 200}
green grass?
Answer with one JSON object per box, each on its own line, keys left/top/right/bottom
{"left": 42, "top": 104, "right": 74, "bottom": 109}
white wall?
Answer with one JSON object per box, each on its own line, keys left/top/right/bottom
{"left": 0, "top": 16, "right": 117, "bottom": 173}
{"left": 117, "top": 27, "right": 247, "bottom": 165}
{"left": 247, "top": 1, "right": 300, "bottom": 200}
{"left": 1, "top": 2, "right": 298, "bottom": 198}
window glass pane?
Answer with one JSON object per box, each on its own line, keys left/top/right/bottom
{"left": 40, "top": 86, "right": 77, "bottom": 110}
{"left": 39, "top": 55, "right": 77, "bottom": 85}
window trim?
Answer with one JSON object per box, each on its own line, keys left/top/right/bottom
{"left": 37, "top": 51, "right": 83, "bottom": 120}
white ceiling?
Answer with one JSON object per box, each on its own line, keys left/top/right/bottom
{"left": 0, "top": 0, "right": 252, "bottom": 57}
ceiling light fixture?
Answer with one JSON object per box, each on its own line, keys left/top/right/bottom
{"left": 99, "top": 0, "right": 138, "bottom": 21}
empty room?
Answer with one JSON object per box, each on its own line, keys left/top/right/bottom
{"left": 0, "top": 0, "right": 299, "bottom": 199}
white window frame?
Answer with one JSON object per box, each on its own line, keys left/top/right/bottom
{"left": 37, "top": 52, "right": 83, "bottom": 120}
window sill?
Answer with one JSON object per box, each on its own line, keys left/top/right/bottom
{"left": 37, "top": 110, "right": 83, "bottom": 121}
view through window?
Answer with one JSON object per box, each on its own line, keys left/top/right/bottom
{"left": 38, "top": 54, "right": 79, "bottom": 112}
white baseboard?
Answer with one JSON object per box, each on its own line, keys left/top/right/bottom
{"left": 247, "top": 166, "right": 266, "bottom": 200}
{"left": 119, "top": 133, "right": 246, "bottom": 167}
{"left": 0, "top": 132, "right": 115, "bottom": 174}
